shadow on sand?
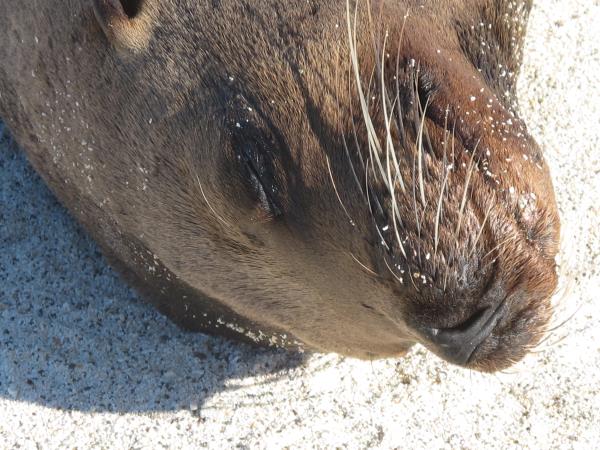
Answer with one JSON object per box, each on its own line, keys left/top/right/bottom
{"left": 0, "top": 122, "right": 307, "bottom": 413}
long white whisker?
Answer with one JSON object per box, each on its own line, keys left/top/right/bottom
{"left": 482, "top": 234, "right": 518, "bottom": 261}
{"left": 383, "top": 256, "right": 404, "bottom": 284}
{"left": 416, "top": 96, "right": 430, "bottom": 207}
{"left": 366, "top": 156, "right": 392, "bottom": 252}
{"left": 468, "top": 202, "right": 494, "bottom": 259}
{"left": 196, "top": 175, "right": 232, "bottom": 229}
{"left": 380, "top": 29, "right": 406, "bottom": 195}
{"left": 350, "top": 252, "right": 378, "bottom": 277}
{"left": 392, "top": 9, "right": 410, "bottom": 149}
{"left": 346, "top": 0, "right": 386, "bottom": 183}
{"left": 341, "top": 133, "right": 366, "bottom": 198}
{"left": 455, "top": 138, "right": 481, "bottom": 238}
{"left": 326, "top": 155, "right": 356, "bottom": 227}
{"left": 434, "top": 166, "right": 450, "bottom": 258}
{"left": 346, "top": 3, "right": 408, "bottom": 258}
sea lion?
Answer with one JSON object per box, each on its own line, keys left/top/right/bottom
{"left": 0, "top": 0, "right": 560, "bottom": 372}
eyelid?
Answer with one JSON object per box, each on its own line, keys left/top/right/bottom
{"left": 247, "top": 164, "right": 273, "bottom": 214}
{"left": 417, "top": 69, "right": 439, "bottom": 100}
{"left": 226, "top": 94, "right": 282, "bottom": 217}
{"left": 240, "top": 143, "right": 282, "bottom": 217}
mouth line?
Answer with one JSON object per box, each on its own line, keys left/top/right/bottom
{"left": 479, "top": 301, "right": 512, "bottom": 364}
{"left": 413, "top": 298, "right": 509, "bottom": 366}
{"left": 465, "top": 301, "right": 505, "bottom": 366}
{"left": 465, "top": 299, "right": 509, "bottom": 364}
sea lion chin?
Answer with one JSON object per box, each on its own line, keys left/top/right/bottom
{"left": 0, "top": 0, "right": 560, "bottom": 372}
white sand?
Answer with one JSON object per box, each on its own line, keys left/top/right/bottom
{"left": 1, "top": 1, "right": 599, "bottom": 448}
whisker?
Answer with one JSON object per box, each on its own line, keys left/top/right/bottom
{"left": 434, "top": 165, "right": 450, "bottom": 258}
{"left": 454, "top": 138, "right": 481, "bottom": 239}
{"left": 350, "top": 252, "right": 379, "bottom": 277}
{"left": 380, "top": 50, "right": 412, "bottom": 260}
{"left": 416, "top": 96, "right": 430, "bottom": 207}
{"left": 393, "top": 9, "right": 410, "bottom": 148}
{"left": 533, "top": 331, "right": 570, "bottom": 352}
{"left": 392, "top": 200, "right": 407, "bottom": 259}
{"left": 482, "top": 234, "right": 517, "bottom": 261}
{"left": 383, "top": 256, "right": 404, "bottom": 284}
{"left": 335, "top": 49, "right": 367, "bottom": 201}
{"left": 380, "top": 31, "right": 407, "bottom": 194}
{"left": 411, "top": 149, "right": 421, "bottom": 256}
{"left": 467, "top": 202, "right": 494, "bottom": 259}
{"left": 341, "top": 133, "right": 366, "bottom": 199}
{"left": 441, "top": 105, "right": 450, "bottom": 167}
{"left": 196, "top": 175, "right": 232, "bottom": 229}
{"left": 346, "top": 0, "right": 386, "bottom": 185}
{"left": 537, "top": 302, "right": 582, "bottom": 337}
{"left": 366, "top": 156, "right": 392, "bottom": 252}
{"left": 347, "top": 5, "right": 411, "bottom": 259}
{"left": 450, "top": 118, "right": 457, "bottom": 165}
{"left": 348, "top": 77, "right": 367, "bottom": 172}
{"left": 326, "top": 155, "right": 356, "bottom": 227}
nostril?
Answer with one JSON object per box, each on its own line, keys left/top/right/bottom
{"left": 417, "top": 301, "right": 507, "bottom": 366}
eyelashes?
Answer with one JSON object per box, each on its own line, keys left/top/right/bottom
{"left": 226, "top": 94, "right": 282, "bottom": 217}
{"left": 239, "top": 141, "right": 281, "bottom": 217}
{"left": 416, "top": 69, "right": 439, "bottom": 109}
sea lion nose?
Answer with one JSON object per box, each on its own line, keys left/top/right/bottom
{"left": 418, "top": 302, "right": 508, "bottom": 366}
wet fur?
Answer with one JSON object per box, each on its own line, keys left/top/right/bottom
{"left": 0, "top": 0, "right": 560, "bottom": 371}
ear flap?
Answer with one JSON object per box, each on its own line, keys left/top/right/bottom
{"left": 93, "top": 0, "right": 154, "bottom": 52}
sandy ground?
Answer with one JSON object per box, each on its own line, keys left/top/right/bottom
{"left": 1, "top": 1, "right": 599, "bottom": 448}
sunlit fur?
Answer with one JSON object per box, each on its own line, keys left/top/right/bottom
{"left": 0, "top": 0, "right": 561, "bottom": 371}
{"left": 340, "top": 0, "right": 560, "bottom": 371}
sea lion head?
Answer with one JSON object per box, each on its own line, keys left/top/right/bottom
{"left": 94, "top": 0, "right": 560, "bottom": 371}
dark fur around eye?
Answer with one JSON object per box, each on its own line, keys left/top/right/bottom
{"left": 226, "top": 95, "right": 282, "bottom": 217}
{"left": 416, "top": 69, "right": 439, "bottom": 108}
{"left": 239, "top": 141, "right": 281, "bottom": 216}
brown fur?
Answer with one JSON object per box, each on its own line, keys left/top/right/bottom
{"left": 0, "top": 0, "right": 560, "bottom": 371}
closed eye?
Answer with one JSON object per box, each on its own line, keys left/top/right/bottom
{"left": 416, "top": 69, "right": 439, "bottom": 110}
{"left": 226, "top": 94, "right": 282, "bottom": 218}
{"left": 241, "top": 143, "right": 281, "bottom": 217}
